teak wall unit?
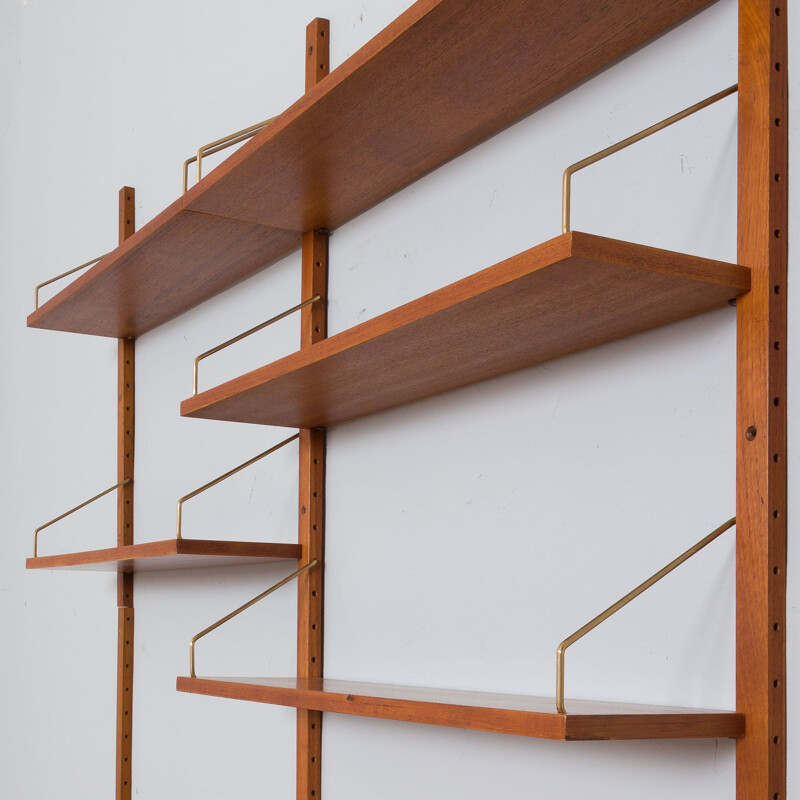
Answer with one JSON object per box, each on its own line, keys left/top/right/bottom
{"left": 26, "top": 1, "right": 786, "bottom": 799}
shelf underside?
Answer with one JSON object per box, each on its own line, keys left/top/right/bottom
{"left": 28, "top": 0, "right": 712, "bottom": 338}
{"left": 182, "top": 232, "right": 749, "bottom": 428}
{"left": 177, "top": 677, "right": 745, "bottom": 741}
{"left": 26, "top": 539, "right": 301, "bottom": 572}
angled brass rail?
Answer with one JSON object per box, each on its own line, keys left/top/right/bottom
{"left": 176, "top": 433, "right": 300, "bottom": 539}
{"left": 183, "top": 115, "right": 277, "bottom": 193}
{"left": 189, "top": 559, "right": 319, "bottom": 678}
{"left": 192, "top": 296, "right": 320, "bottom": 395}
{"left": 555, "top": 516, "right": 736, "bottom": 714}
{"left": 33, "top": 478, "right": 132, "bottom": 558}
{"left": 34, "top": 252, "right": 112, "bottom": 310}
{"left": 562, "top": 84, "right": 738, "bottom": 233}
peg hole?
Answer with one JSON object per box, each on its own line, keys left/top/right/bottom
{"left": 774, "top": 793, "right": 781, "bottom": 800}
{"left": 311, "top": 657, "right": 316, "bottom": 663}
{"left": 311, "top": 724, "right": 316, "bottom": 730}
{"left": 773, "top": 735, "right": 781, "bottom": 745}
{"left": 312, "top": 591, "right": 317, "bottom": 597}
{"left": 126, "top": 406, "right": 131, "bottom": 412}
{"left": 775, "top": 6, "right": 780, "bottom": 14}
{"left": 774, "top": 453, "right": 780, "bottom": 462}
{"left": 126, "top": 219, "right": 131, "bottom": 225}
{"left": 773, "top": 622, "right": 780, "bottom": 631}
{"left": 774, "top": 397, "right": 780, "bottom": 406}
{"left": 311, "top": 756, "right": 316, "bottom": 763}
{"left": 774, "top": 679, "right": 781, "bottom": 688}
{"left": 746, "top": 426, "right": 757, "bottom": 441}
{"left": 126, "top": 360, "right": 130, "bottom": 365}
{"left": 774, "top": 341, "right": 781, "bottom": 350}
{"left": 773, "top": 566, "right": 780, "bottom": 575}
{"left": 312, "top": 624, "right": 317, "bottom": 630}
{"left": 316, "top": 261, "right": 321, "bottom": 267}
{"left": 315, "top": 327, "right": 320, "bottom": 333}
{"left": 776, "top": 62, "right": 781, "bottom": 70}
{"left": 313, "top": 524, "right": 317, "bottom": 530}
{"left": 320, "top": 29, "right": 325, "bottom": 36}
{"left": 774, "top": 229, "right": 781, "bottom": 237}
{"left": 308, "top": 45, "right": 313, "bottom": 55}
{"left": 775, "top": 118, "right": 782, "bottom": 127}
{"left": 774, "top": 285, "right": 780, "bottom": 293}
{"left": 313, "top": 491, "right": 318, "bottom": 497}
{"left": 313, "top": 459, "right": 318, "bottom": 464}
{"left": 775, "top": 173, "right": 782, "bottom": 182}
{"left": 320, "top": 64, "right": 325, "bottom": 70}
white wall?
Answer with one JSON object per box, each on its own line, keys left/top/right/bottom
{"left": 0, "top": 1, "right": 795, "bottom": 798}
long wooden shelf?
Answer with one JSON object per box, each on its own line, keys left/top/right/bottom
{"left": 27, "top": 0, "right": 712, "bottom": 338}
{"left": 26, "top": 539, "right": 301, "bottom": 572}
{"left": 181, "top": 232, "right": 749, "bottom": 428}
{"left": 176, "top": 677, "right": 745, "bottom": 741}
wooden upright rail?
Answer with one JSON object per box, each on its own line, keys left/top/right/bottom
{"left": 297, "top": 18, "right": 330, "bottom": 800}
{"left": 736, "top": 2, "right": 787, "bottom": 799}
{"left": 116, "top": 187, "right": 135, "bottom": 800}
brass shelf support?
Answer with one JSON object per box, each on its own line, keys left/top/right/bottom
{"left": 189, "top": 559, "right": 319, "bottom": 678}
{"left": 34, "top": 252, "right": 112, "bottom": 310}
{"left": 33, "top": 478, "right": 132, "bottom": 558}
{"left": 192, "top": 296, "right": 321, "bottom": 395}
{"left": 555, "top": 516, "right": 736, "bottom": 714}
{"left": 561, "top": 84, "right": 738, "bottom": 233}
{"left": 183, "top": 116, "right": 277, "bottom": 193}
{"left": 176, "top": 433, "right": 300, "bottom": 540}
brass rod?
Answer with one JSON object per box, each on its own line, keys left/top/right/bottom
{"left": 189, "top": 559, "right": 319, "bottom": 678}
{"left": 33, "top": 478, "right": 132, "bottom": 558}
{"left": 192, "top": 296, "right": 320, "bottom": 395}
{"left": 182, "top": 115, "right": 277, "bottom": 192}
{"left": 176, "top": 433, "right": 300, "bottom": 539}
{"left": 555, "top": 516, "right": 736, "bottom": 714}
{"left": 561, "top": 84, "right": 738, "bottom": 233}
{"left": 34, "top": 252, "right": 112, "bottom": 310}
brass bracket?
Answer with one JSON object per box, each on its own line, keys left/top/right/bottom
{"left": 555, "top": 516, "right": 736, "bottom": 714}
{"left": 34, "top": 252, "right": 112, "bottom": 310}
{"left": 562, "top": 84, "right": 738, "bottom": 233}
{"left": 183, "top": 116, "right": 277, "bottom": 193}
{"left": 189, "top": 559, "right": 320, "bottom": 677}
{"left": 33, "top": 478, "right": 132, "bottom": 558}
{"left": 192, "top": 296, "right": 321, "bottom": 395}
{"left": 176, "top": 433, "right": 300, "bottom": 539}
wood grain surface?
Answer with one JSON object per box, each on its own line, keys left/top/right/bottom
{"left": 26, "top": 539, "right": 301, "bottom": 572}
{"left": 182, "top": 232, "right": 749, "bottom": 428}
{"left": 735, "top": 1, "right": 788, "bottom": 798}
{"left": 176, "top": 677, "right": 745, "bottom": 742}
{"left": 27, "top": 0, "right": 712, "bottom": 338}
{"left": 297, "top": 22, "right": 329, "bottom": 800}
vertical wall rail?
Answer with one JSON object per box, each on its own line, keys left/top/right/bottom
{"left": 116, "top": 187, "right": 135, "bottom": 800}
{"left": 736, "top": 3, "right": 787, "bottom": 800}
{"left": 297, "top": 18, "right": 329, "bottom": 800}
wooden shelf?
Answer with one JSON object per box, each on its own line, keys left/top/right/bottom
{"left": 26, "top": 539, "right": 301, "bottom": 572}
{"left": 176, "top": 677, "right": 745, "bottom": 741}
{"left": 27, "top": 0, "right": 712, "bottom": 338}
{"left": 181, "top": 232, "right": 749, "bottom": 428}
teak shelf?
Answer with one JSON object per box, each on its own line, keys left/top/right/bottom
{"left": 176, "top": 677, "right": 745, "bottom": 742}
{"left": 26, "top": 0, "right": 713, "bottom": 339}
{"left": 26, "top": 540, "right": 301, "bottom": 572}
{"left": 25, "top": 0, "right": 788, "bottom": 797}
{"left": 182, "top": 232, "right": 749, "bottom": 428}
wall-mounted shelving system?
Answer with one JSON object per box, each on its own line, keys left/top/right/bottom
{"left": 26, "top": 1, "right": 786, "bottom": 798}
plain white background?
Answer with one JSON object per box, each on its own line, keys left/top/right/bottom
{"left": 0, "top": 0, "right": 796, "bottom": 797}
